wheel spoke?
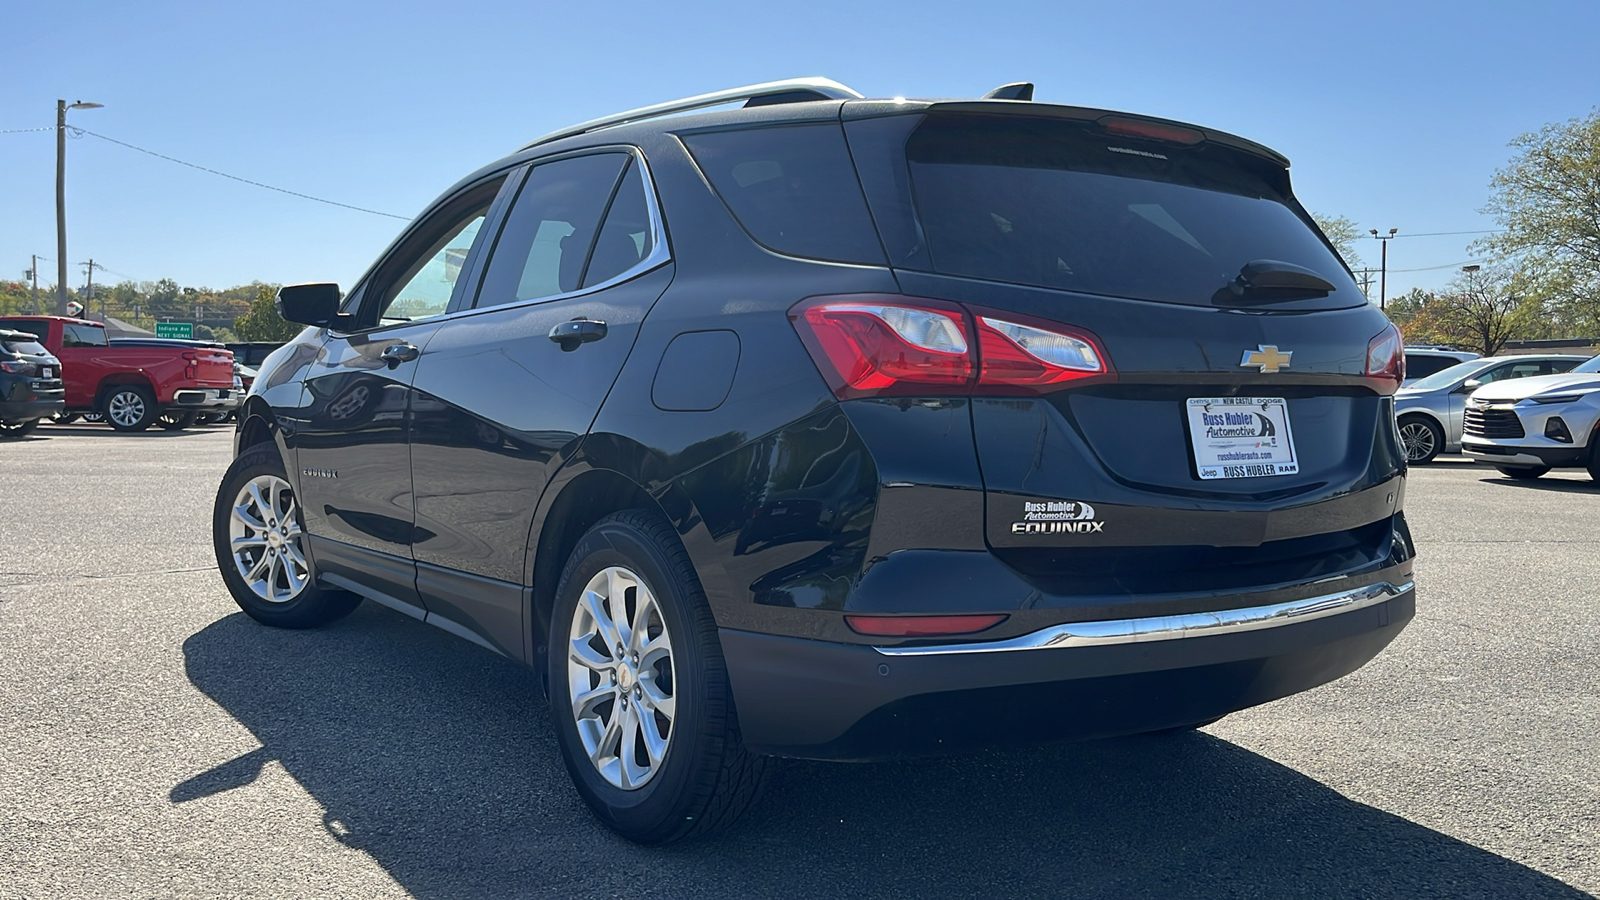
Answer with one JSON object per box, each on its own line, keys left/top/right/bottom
{"left": 581, "top": 588, "right": 623, "bottom": 652}
{"left": 244, "top": 552, "right": 271, "bottom": 583}
{"left": 231, "top": 534, "right": 267, "bottom": 551}
{"left": 282, "top": 541, "right": 309, "bottom": 572}
{"left": 246, "top": 482, "right": 273, "bottom": 525}
{"left": 628, "top": 589, "right": 658, "bottom": 653}
{"left": 639, "top": 632, "right": 671, "bottom": 670}
{"left": 605, "top": 568, "right": 636, "bottom": 648}
{"left": 639, "top": 707, "right": 670, "bottom": 765}
{"left": 640, "top": 677, "right": 675, "bottom": 719}
{"left": 619, "top": 703, "right": 646, "bottom": 788}
{"left": 570, "top": 682, "right": 614, "bottom": 718}
{"left": 232, "top": 504, "right": 267, "bottom": 532}
{"left": 569, "top": 636, "right": 614, "bottom": 673}
{"left": 592, "top": 704, "right": 623, "bottom": 766}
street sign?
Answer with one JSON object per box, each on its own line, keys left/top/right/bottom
{"left": 155, "top": 322, "right": 194, "bottom": 339}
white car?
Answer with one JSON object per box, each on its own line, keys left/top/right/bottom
{"left": 1461, "top": 353, "right": 1600, "bottom": 480}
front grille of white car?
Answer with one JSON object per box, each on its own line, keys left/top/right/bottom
{"left": 1463, "top": 407, "right": 1525, "bottom": 439}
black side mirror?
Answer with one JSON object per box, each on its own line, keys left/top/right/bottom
{"left": 276, "top": 283, "right": 343, "bottom": 327}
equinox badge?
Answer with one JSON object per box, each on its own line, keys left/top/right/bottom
{"left": 1241, "top": 345, "right": 1293, "bottom": 373}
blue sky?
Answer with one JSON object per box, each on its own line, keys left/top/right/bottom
{"left": 4, "top": 0, "right": 1597, "bottom": 301}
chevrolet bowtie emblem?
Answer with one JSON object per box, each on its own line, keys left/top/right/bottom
{"left": 1241, "top": 345, "right": 1293, "bottom": 373}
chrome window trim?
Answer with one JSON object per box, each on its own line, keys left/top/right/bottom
{"left": 873, "top": 580, "right": 1414, "bottom": 657}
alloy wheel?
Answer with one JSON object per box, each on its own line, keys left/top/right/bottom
{"left": 566, "top": 566, "right": 676, "bottom": 790}
{"left": 1399, "top": 421, "right": 1436, "bottom": 462}
{"left": 227, "top": 475, "right": 310, "bottom": 603}
{"left": 107, "top": 390, "right": 147, "bottom": 428}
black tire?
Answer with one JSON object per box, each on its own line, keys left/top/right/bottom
{"left": 1398, "top": 415, "right": 1443, "bottom": 464}
{"left": 548, "top": 509, "right": 768, "bottom": 844}
{"left": 49, "top": 412, "right": 80, "bottom": 425}
{"left": 159, "top": 410, "right": 198, "bottom": 431}
{"left": 0, "top": 419, "right": 40, "bottom": 438}
{"left": 1496, "top": 465, "right": 1550, "bottom": 480}
{"left": 82, "top": 411, "right": 104, "bottom": 424}
{"left": 194, "top": 413, "right": 221, "bottom": 426}
{"left": 1588, "top": 441, "right": 1600, "bottom": 483}
{"left": 212, "top": 442, "right": 361, "bottom": 628}
{"left": 103, "top": 385, "right": 158, "bottom": 432}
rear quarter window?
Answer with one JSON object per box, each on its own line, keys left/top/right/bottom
{"left": 682, "top": 123, "right": 885, "bottom": 266}
{"left": 1, "top": 338, "right": 49, "bottom": 356}
{"left": 1403, "top": 354, "right": 1459, "bottom": 380}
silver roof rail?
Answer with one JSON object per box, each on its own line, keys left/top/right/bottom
{"left": 521, "top": 77, "right": 864, "bottom": 150}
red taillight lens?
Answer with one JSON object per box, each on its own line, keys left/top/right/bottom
{"left": 790, "top": 295, "right": 1113, "bottom": 399}
{"left": 1365, "top": 324, "right": 1404, "bottom": 392}
{"left": 844, "top": 614, "right": 1008, "bottom": 637}
{"left": 974, "top": 314, "right": 1112, "bottom": 392}
{"left": 791, "top": 297, "right": 974, "bottom": 399}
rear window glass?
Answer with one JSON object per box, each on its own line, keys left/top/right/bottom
{"left": 683, "top": 123, "right": 885, "bottom": 265}
{"left": 0, "top": 320, "right": 48, "bottom": 341}
{"left": 2, "top": 336, "right": 48, "bottom": 356}
{"left": 901, "top": 116, "right": 1358, "bottom": 307}
{"left": 63, "top": 324, "right": 108, "bottom": 347}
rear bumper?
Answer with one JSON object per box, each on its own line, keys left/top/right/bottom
{"left": 171, "top": 387, "right": 240, "bottom": 410}
{"left": 0, "top": 396, "right": 65, "bottom": 423}
{"left": 723, "top": 581, "right": 1414, "bottom": 760}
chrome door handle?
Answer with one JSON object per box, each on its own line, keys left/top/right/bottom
{"left": 548, "top": 318, "right": 608, "bottom": 352}
{"left": 381, "top": 342, "right": 420, "bottom": 368}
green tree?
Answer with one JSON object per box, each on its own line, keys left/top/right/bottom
{"left": 1311, "top": 213, "right": 1365, "bottom": 270}
{"left": 232, "top": 284, "right": 300, "bottom": 342}
{"left": 1477, "top": 109, "right": 1600, "bottom": 318}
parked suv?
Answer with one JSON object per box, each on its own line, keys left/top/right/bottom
{"left": 1402, "top": 346, "right": 1479, "bottom": 385}
{"left": 0, "top": 328, "right": 64, "bottom": 438}
{"left": 215, "top": 78, "right": 1417, "bottom": 843}
{"left": 1461, "top": 353, "right": 1600, "bottom": 479}
{"left": 1394, "top": 354, "right": 1586, "bottom": 463}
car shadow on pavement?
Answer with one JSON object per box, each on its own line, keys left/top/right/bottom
{"left": 1482, "top": 475, "right": 1600, "bottom": 493}
{"left": 181, "top": 605, "right": 1589, "bottom": 900}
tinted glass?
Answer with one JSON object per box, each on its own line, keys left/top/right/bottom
{"left": 1, "top": 338, "right": 48, "bottom": 356}
{"left": 0, "top": 320, "right": 49, "bottom": 341}
{"left": 1406, "top": 359, "right": 1495, "bottom": 392}
{"left": 683, "top": 124, "right": 885, "bottom": 265}
{"left": 1403, "top": 354, "right": 1459, "bottom": 380}
{"left": 476, "top": 153, "right": 628, "bottom": 308}
{"left": 902, "top": 116, "right": 1358, "bottom": 307}
{"left": 63, "top": 324, "right": 108, "bottom": 347}
{"left": 1552, "top": 358, "right": 1583, "bottom": 373}
{"left": 1575, "top": 355, "right": 1600, "bottom": 373}
{"left": 582, "top": 161, "right": 653, "bottom": 288}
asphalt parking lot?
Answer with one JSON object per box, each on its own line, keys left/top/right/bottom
{"left": 1, "top": 426, "right": 1596, "bottom": 899}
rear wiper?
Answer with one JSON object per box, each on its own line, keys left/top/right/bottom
{"left": 1213, "top": 259, "right": 1336, "bottom": 305}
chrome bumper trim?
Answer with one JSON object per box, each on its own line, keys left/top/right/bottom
{"left": 873, "top": 580, "right": 1414, "bottom": 657}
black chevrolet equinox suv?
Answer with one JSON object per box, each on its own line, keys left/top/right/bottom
{"left": 215, "top": 78, "right": 1416, "bottom": 843}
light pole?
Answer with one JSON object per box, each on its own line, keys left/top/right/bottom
{"left": 1462, "top": 263, "right": 1480, "bottom": 293}
{"left": 56, "top": 99, "right": 103, "bottom": 315}
{"left": 1370, "top": 228, "right": 1398, "bottom": 309}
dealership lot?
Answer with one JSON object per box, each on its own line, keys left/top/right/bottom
{"left": 1, "top": 428, "right": 1595, "bottom": 898}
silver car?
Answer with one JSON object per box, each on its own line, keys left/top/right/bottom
{"left": 1394, "top": 354, "right": 1586, "bottom": 463}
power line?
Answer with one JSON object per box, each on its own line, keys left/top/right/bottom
{"left": 0, "top": 126, "right": 54, "bottom": 134}
{"left": 69, "top": 127, "right": 410, "bottom": 220}
{"left": 1389, "top": 259, "right": 1483, "bottom": 273}
{"left": 1388, "top": 230, "right": 1504, "bottom": 238}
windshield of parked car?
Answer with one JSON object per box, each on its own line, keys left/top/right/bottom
{"left": 1404, "top": 358, "right": 1499, "bottom": 392}
{"left": 1, "top": 337, "right": 49, "bottom": 356}
{"left": 1572, "top": 354, "right": 1600, "bottom": 374}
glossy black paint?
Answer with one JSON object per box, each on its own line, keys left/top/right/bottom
{"left": 237, "top": 94, "right": 1414, "bottom": 757}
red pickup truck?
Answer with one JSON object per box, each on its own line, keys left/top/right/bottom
{"left": 0, "top": 316, "right": 237, "bottom": 432}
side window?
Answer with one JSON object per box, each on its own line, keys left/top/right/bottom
{"left": 1550, "top": 359, "right": 1580, "bottom": 374}
{"left": 1405, "top": 355, "right": 1452, "bottom": 380}
{"left": 582, "top": 160, "right": 654, "bottom": 288}
{"left": 1474, "top": 364, "right": 1515, "bottom": 385}
{"left": 475, "top": 153, "right": 629, "bottom": 309}
{"left": 683, "top": 123, "right": 886, "bottom": 265}
{"left": 63, "top": 324, "right": 108, "bottom": 347}
{"left": 1504, "top": 362, "right": 1544, "bottom": 380}
{"left": 360, "top": 178, "right": 503, "bottom": 329}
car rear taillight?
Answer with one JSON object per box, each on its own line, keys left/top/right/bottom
{"left": 182, "top": 350, "right": 198, "bottom": 380}
{"left": 0, "top": 360, "right": 28, "bottom": 374}
{"left": 844, "top": 614, "right": 1008, "bottom": 637}
{"left": 790, "top": 295, "right": 1114, "bottom": 399}
{"left": 1365, "top": 324, "right": 1404, "bottom": 393}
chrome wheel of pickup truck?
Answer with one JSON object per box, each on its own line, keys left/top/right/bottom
{"left": 104, "top": 385, "right": 158, "bottom": 432}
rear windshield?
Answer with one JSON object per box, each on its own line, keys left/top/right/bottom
{"left": 0, "top": 320, "right": 48, "bottom": 341}
{"left": 63, "top": 324, "right": 108, "bottom": 347}
{"left": 1, "top": 337, "right": 48, "bottom": 356}
{"left": 900, "top": 116, "right": 1359, "bottom": 307}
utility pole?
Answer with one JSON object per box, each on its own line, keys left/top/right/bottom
{"left": 81, "top": 259, "right": 104, "bottom": 319}
{"left": 26, "top": 255, "right": 40, "bottom": 314}
{"left": 1370, "top": 228, "right": 1398, "bottom": 309}
{"left": 1356, "top": 268, "right": 1375, "bottom": 302}
{"left": 54, "top": 99, "right": 103, "bottom": 316}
